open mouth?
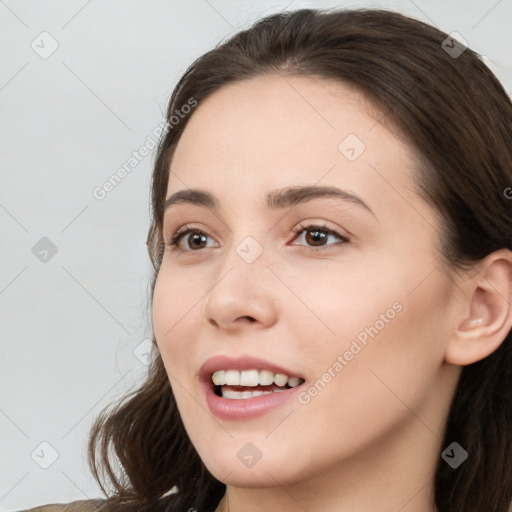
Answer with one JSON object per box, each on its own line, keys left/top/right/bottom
{"left": 211, "top": 369, "right": 305, "bottom": 399}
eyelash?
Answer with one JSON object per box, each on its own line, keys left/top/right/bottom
{"left": 167, "top": 223, "right": 349, "bottom": 253}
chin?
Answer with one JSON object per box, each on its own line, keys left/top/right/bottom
{"left": 209, "top": 463, "right": 291, "bottom": 488}
{"left": 199, "top": 448, "right": 308, "bottom": 488}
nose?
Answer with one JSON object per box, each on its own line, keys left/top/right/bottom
{"left": 203, "top": 245, "right": 278, "bottom": 332}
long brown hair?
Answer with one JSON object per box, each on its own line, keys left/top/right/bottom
{"left": 87, "top": 8, "right": 512, "bottom": 512}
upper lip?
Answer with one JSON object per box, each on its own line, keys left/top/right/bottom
{"left": 199, "top": 354, "right": 304, "bottom": 383}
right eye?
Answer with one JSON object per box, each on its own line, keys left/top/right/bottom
{"left": 167, "top": 225, "right": 218, "bottom": 252}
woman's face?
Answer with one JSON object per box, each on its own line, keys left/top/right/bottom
{"left": 152, "top": 74, "right": 460, "bottom": 489}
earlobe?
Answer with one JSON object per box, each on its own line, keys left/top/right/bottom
{"left": 445, "top": 250, "right": 512, "bottom": 366}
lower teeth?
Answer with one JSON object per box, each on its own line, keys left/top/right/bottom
{"left": 219, "top": 387, "right": 288, "bottom": 399}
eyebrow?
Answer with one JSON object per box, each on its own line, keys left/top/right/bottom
{"left": 164, "top": 185, "right": 375, "bottom": 216}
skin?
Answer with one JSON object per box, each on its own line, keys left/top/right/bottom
{"left": 152, "top": 74, "right": 512, "bottom": 512}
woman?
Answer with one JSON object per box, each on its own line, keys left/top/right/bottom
{"left": 24, "top": 7, "right": 512, "bottom": 512}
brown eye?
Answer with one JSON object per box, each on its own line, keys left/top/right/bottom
{"left": 304, "top": 229, "right": 328, "bottom": 246}
{"left": 167, "top": 223, "right": 349, "bottom": 254}
{"left": 291, "top": 224, "right": 349, "bottom": 251}
{"left": 168, "top": 227, "right": 215, "bottom": 251}
{"left": 184, "top": 232, "right": 208, "bottom": 250}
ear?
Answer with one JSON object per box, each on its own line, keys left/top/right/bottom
{"left": 445, "top": 249, "right": 512, "bottom": 366}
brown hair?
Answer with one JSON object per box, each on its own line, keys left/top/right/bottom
{"left": 87, "top": 8, "right": 512, "bottom": 512}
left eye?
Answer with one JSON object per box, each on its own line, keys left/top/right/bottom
{"left": 167, "top": 223, "right": 349, "bottom": 252}
{"left": 290, "top": 223, "right": 349, "bottom": 251}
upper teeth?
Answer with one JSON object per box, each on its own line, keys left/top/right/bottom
{"left": 212, "top": 369, "right": 302, "bottom": 388}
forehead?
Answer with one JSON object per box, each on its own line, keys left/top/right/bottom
{"left": 168, "top": 74, "right": 420, "bottom": 216}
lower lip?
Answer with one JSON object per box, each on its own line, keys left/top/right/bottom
{"left": 202, "top": 380, "right": 304, "bottom": 420}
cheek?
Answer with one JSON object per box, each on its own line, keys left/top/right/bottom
{"left": 294, "top": 257, "right": 450, "bottom": 416}
{"left": 289, "top": 287, "right": 449, "bottom": 471}
{"left": 280, "top": 258, "right": 399, "bottom": 367}
{"left": 152, "top": 269, "right": 202, "bottom": 374}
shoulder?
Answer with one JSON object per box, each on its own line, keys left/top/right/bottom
{"left": 18, "top": 499, "right": 108, "bottom": 512}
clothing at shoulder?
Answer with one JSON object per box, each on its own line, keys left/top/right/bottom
{"left": 18, "top": 499, "right": 108, "bottom": 512}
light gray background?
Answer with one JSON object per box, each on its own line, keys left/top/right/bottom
{"left": 1, "top": 0, "right": 511, "bottom": 510}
